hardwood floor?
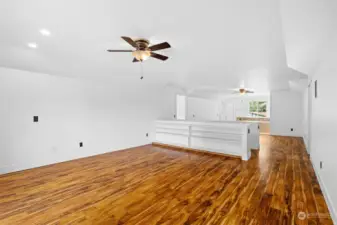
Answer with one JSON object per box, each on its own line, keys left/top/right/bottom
{"left": 0, "top": 135, "right": 333, "bottom": 225}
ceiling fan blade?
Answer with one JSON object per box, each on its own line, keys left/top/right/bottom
{"left": 150, "top": 52, "right": 169, "bottom": 61}
{"left": 107, "top": 50, "right": 133, "bottom": 52}
{"left": 149, "top": 42, "right": 171, "bottom": 51}
{"left": 133, "top": 58, "right": 140, "bottom": 62}
{"left": 246, "top": 90, "right": 255, "bottom": 94}
{"left": 121, "top": 36, "right": 138, "bottom": 48}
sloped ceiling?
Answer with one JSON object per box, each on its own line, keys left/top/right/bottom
{"left": 0, "top": 0, "right": 328, "bottom": 95}
{"left": 279, "top": 0, "right": 337, "bottom": 76}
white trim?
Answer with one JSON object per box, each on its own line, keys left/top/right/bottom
{"left": 0, "top": 144, "right": 150, "bottom": 175}
{"left": 311, "top": 156, "right": 337, "bottom": 224}
{"left": 303, "top": 136, "right": 309, "bottom": 153}
{"left": 0, "top": 165, "right": 10, "bottom": 174}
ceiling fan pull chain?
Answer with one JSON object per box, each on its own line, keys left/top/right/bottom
{"left": 140, "top": 61, "right": 144, "bottom": 80}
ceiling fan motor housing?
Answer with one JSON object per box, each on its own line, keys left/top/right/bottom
{"left": 134, "top": 38, "right": 150, "bottom": 50}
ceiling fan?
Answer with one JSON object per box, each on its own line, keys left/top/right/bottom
{"left": 231, "top": 88, "right": 255, "bottom": 95}
{"left": 107, "top": 36, "right": 171, "bottom": 62}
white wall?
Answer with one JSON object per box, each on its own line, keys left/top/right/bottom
{"left": 280, "top": 1, "right": 337, "bottom": 221}
{"left": 302, "top": 86, "right": 309, "bottom": 150}
{"left": 220, "top": 95, "right": 270, "bottom": 121}
{"left": 176, "top": 95, "right": 187, "bottom": 120}
{"left": 308, "top": 37, "right": 337, "bottom": 222}
{"left": 280, "top": 0, "right": 337, "bottom": 75}
{"left": 160, "top": 85, "right": 186, "bottom": 120}
{"left": 0, "top": 67, "right": 165, "bottom": 174}
{"left": 158, "top": 88, "right": 220, "bottom": 121}
{"left": 187, "top": 97, "right": 219, "bottom": 121}
{"left": 270, "top": 90, "right": 303, "bottom": 137}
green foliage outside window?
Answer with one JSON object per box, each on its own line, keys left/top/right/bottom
{"left": 249, "top": 101, "right": 267, "bottom": 117}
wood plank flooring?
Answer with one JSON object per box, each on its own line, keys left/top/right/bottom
{"left": 0, "top": 135, "right": 333, "bottom": 224}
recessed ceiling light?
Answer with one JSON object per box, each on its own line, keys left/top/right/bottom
{"left": 28, "top": 42, "right": 38, "bottom": 49}
{"left": 40, "top": 29, "right": 51, "bottom": 36}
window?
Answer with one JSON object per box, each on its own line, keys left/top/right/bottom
{"left": 249, "top": 101, "right": 267, "bottom": 118}
{"left": 176, "top": 95, "right": 186, "bottom": 120}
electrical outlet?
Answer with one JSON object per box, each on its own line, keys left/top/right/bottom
{"left": 33, "top": 116, "right": 39, "bottom": 122}
{"left": 291, "top": 128, "right": 294, "bottom": 132}
{"left": 79, "top": 142, "right": 83, "bottom": 147}
{"left": 146, "top": 133, "right": 149, "bottom": 137}
{"left": 320, "top": 161, "right": 323, "bottom": 169}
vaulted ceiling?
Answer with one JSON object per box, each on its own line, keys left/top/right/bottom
{"left": 280, "top": 0, "right": 337, "bottom": 76}
{"left": 0, "top": 0, "right": 335, "bottom": 95}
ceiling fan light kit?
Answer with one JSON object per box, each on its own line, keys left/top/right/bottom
{"left": 107, "top": 36, "right": 171, "bottom": 62}
{"left": 132, "top": 50, "right": 151, "bottom": 61}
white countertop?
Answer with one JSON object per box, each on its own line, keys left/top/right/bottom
{"left": 156, "top": 120, "right": 252, "bottom": 128}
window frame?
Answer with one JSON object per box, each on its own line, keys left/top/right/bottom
{"left": 249, "top": 101, "right": 267, "bottom": 118}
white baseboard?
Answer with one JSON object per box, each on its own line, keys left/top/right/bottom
{"left": 0, "top": 165, "right": 11, "bottom": 174}
{"left": 311, "top": 157, "right": 337, "bottom": 224}
{"left": 0, "top": 163, "right": 36, "bottom": 175}
{"left": 303, "top": 136, "right": 309, "bottom": 153}
{"left": 269, "top": 132, "right": 303, "bottom": 138}
{"left": 0, "top": 144, "right": 151, "bottom": 175}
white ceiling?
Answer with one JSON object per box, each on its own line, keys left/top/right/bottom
{"left": 280, "top": 0, "right": 337, "bottom": 76}
{"left": 0, "top": 0, "right": 324, "bottom": 95}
